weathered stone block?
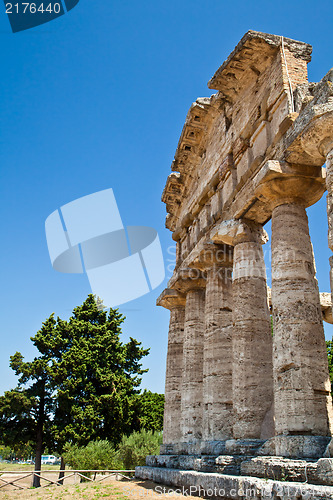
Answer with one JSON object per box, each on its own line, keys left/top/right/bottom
{"left": 136, "top": 466, "right": 333, "bottom": 499}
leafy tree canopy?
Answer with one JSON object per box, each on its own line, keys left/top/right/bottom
{"left": 0, "top": 295, "right": 150, "bottom": 485}
{"left": 134, "top": 390, "right": 164, "bottom": 432}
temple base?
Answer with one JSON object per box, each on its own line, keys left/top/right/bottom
{"left": 274, "top": 435, "right": 331, "bottom": 459}
{"left": 139, "top": 438, "right": 333, "bottom": 495}
{"left": 143, "top": 455, "right": 333, "bottom": 483}
{"left": 161, "top": 436, "right": 330, "bottom": 459}
{"left": 160, "top": 440, "right": 266, "bottom": 456}
{"left": 136, "top": 466, "right": 333, "bottom": 498}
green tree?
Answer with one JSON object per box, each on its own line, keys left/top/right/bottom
{"left": 0, "top": 295, "right": 149, "bottom": 486}
{"left": 0, "top": 315, "right": 57, "bottom": 486}
{"left": 0, "top": 444, "right": 13, "bottom": 461}
{"left": 0, "top": 441, "right": 34, "bottom": 462}
{"left": 49, "top": 297, "right": 149, "bottom": 450}
{"left": 135, "top": 390, "right": 164, "bottom": 432}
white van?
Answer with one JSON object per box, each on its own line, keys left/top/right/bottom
{"left": 41, "top": 455, "right": 58, "bottom": 465}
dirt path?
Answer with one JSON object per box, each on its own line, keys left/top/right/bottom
{"left": 0, "top": 477, "right": 199, "bottom": 500}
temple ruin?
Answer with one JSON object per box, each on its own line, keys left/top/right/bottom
{"left": 136, "top": 31, "right": 333, "bottom": 496}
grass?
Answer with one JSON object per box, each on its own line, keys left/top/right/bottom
{"left": 0, "top": 467, "right": 133, "bottom": 499}
{"left": 0, "top": 466, "right": 198, "bottom": 500}
{"left": 0, "top": 463, "right": 62, "bottom": 472}
{"left": 0, "top": 482, "right": 131, "bottom": 499}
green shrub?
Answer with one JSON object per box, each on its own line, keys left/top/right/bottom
{"left": 63, "top": 440, "right": 122, "bottom": 471}
{"left": 116, "top": 430, "right": 162, "bottom": 469}
{"left": 63, "top": 429, "right": 163, "bottom": 472}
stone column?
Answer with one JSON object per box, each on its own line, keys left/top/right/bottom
{"left": 203, "top": 264, "right": 233, "bottom": 441}
{"left": 212, "top": 220, "right": 274, "bottom": 441}
{"left": 190, "top": 244, "right": 234, "bottom": 443}
{"left": 175, "top": 272, "right": 206, "bottom": 443}
{"left": 157, "top": 289, "right": 186, "bottom": 445}
{"left": 263, "top": 173, "right": 333, "bottom": 457}
{"left": 325, "top": 146, "right": 333, "bottom": 314}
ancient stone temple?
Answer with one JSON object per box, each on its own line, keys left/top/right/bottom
{"left": 136, "top": 31, "right": 333, "bottom": 497}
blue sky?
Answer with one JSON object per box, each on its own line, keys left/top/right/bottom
{"left": 0, "top": 0, "right": 332, "bottom": 395}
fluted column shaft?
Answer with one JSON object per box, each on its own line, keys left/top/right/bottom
{"left": 157, "top": 289, "right": 186, "bottom": 445}
{"left": 272, "top": 203, "right": 332, "bottom": 440}
{"left": 203, "top": 265, "right": 233, "bottom": 440}
{"left": 163, "top": 305, "right": 185, "bottom": 444}
{"left": 326, "top": 148, "right": 333, "bottom": 316}
{"left": 182, "top": 287, "right": 205, "bottom": 442}
{"left": 211, "top": 220, "right": 274, "bottom": 440}
{"left": 326, "top": 148, "right": 333, "bottom": 250}
{"left": 232, "top": 226, "right": 274, "bottom": 439}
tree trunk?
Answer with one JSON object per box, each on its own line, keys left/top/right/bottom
{"left": 33, "top": 383, "right": 45, "bottom": 488}
{"left": 58, "top": 456, "right": 65, "bottom": 485}
{"left": 33, "top": 420, "right": 43, "bottom": 487}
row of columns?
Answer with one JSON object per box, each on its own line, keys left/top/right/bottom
{"left": 160, "top": 265, "right": 234, "bottom": 445}
{"left": 160, "top": 165, "right": 333, "bottom": 457}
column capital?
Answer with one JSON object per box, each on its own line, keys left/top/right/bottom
{"left": 253, "top": 160, "right": 326, "bottom": 210}
{"left": 187, "top": 242, "right": 233, "bottom": 271}
{"left": 168, "top": 268, "right": 206, "bottom": 294}
{"left": 260, "top": 177, "right": 325, "bottom": 209}
{"left": 211, "top": 219, "right": 268, "bottom": 246}
{"left": 156, "top": 288, "right": 186, "bottom": 310}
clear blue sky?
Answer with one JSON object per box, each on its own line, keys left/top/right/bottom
{"left": 0, "top": 0, "right": 332, "bottom": 396}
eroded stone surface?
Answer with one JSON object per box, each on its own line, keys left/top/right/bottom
{"left": 136, "top": 466, "right": 333, "bottom": 499}
{"left": 270, "top": 202, "right": 333, "bottom": 444}
{"left": 203, "top": 265, "right": 233, "bottom": 441}
{"left": 213, "top": 219, "right": 274, "bottom": 439}
{"left": 240, "top": 456, "right": 333, "bottom": 485}
{"left": 182, "top": 285, "right": 205, "bottom": 442}
{"left": 157, "top": 289, "right": 186, "bottom": 444}
{"left": 267, "top": 289, "right": 333, "bottom": 324}
{"left": 143, "top": 455, "right": 333, "bottom": 486}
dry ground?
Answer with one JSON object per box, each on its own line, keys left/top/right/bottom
{"left": 0, "top": 473, "right": 199, "bottom": 500}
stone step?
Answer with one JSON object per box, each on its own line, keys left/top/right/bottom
{"left": 136, "top": 466, "right": 333, "bottom": 499}
{"left": 160, "top": 439, "right": 266, "bottom": 456}
{"left": 146, "top": 455, "right": 333, "bottom": 486}
{"left": 241, "top": 457, "right": 333, "bottom": 486}
{"left": 147, "top": 454, "right": 248, "bottom": 476}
